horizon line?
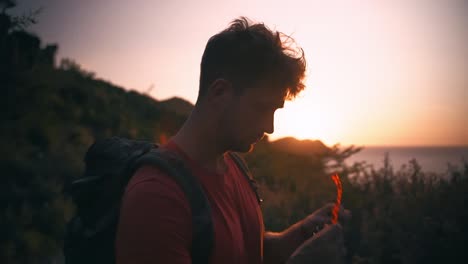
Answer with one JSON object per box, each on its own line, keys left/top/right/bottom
{"left": 267, "top": 136, "right": 468, "bottom": 148}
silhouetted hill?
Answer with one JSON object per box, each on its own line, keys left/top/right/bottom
{"left": 271, "top": 137, "right": 329, "bottom": 157}
{"left": 159, "top": 96, "right": 194, "bottom": 116}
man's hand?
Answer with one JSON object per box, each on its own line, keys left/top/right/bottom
{"left": 301, "top": 203, "right": 351, "bottom": 239}
{"left": 287, "top": 224, "right": 346, "bottom": 264}
{"left": 263, "top": 204, "right": 351, "bottom": 264}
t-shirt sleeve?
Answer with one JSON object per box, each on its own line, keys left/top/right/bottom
{"left": 115, "top": 165, "right": 192, "bottom": 264}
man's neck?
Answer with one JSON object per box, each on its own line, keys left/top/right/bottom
{"left": 171, "top": 109, "right": 227, "bottom": 174}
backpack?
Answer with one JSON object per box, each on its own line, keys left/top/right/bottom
{"left": 63, "top": 137, "right": 261, "bottom": 264}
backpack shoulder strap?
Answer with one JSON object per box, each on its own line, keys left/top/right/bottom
{"left": 130, "top": 148, "right": 213, "bottom": 264}
{"left": 228, "top": 152, "right": 263, "bottom": 204}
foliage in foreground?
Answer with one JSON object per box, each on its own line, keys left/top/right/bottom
{"left": 247, "top": 144, "right": 468, "bottom": 264}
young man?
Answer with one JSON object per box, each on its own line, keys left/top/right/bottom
{"left": 116, "top": 17, "right": 348, "bottom": 264}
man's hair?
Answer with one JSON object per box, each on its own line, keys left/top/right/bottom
{"left": 198, "top": 17, "right": 306, "bottom": 101}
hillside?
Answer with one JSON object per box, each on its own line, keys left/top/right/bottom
{"left": 159, "top": 96, "right": 195, "bottom": 116}
{"left": 270, "top": 137, "right": 329, "bottom": 157}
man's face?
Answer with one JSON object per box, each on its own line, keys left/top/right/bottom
{"left": 222, "top": 83, "right": 285, "bottom": 153}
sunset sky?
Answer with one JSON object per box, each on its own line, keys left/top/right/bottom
{"left": 12, "top": 0, "right": 468, "bottom": 146}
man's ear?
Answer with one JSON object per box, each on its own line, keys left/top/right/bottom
{"left": 206, "top": 78, "right": 234, "bottom": 104}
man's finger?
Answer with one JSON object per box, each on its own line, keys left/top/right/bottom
{"left": 316, "top": 223, "right": 343, "bottom": 241}
{"left": 320, "top": 203, "right": 350, "bottom": 219}
{"left": 317, "top": 203, "right": 335, "bottom": 216}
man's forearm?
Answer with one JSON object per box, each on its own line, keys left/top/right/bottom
{"left": 263, "top": 221, "right": 306, "bottom": 264}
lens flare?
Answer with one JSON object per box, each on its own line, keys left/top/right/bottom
{"left": 159, "top": 133, "right": 168, "bottom": 144}
{"left": 331, "top": 173, "right": 342, "bottom": 224}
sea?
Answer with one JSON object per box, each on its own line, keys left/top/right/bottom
{"left": 344, "top": 146, "right": 468, "bottom": 175}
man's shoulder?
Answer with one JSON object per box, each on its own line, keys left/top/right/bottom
{"left": 124, "top": 164, "right": 188, "bottom": 202}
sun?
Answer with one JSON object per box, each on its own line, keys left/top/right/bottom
{"left": 270, "top": 95, "right": 344, "bottom": 146}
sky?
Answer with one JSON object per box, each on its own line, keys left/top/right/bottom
{"left": 11, "top": 0, "right": 468, "bottom": 147}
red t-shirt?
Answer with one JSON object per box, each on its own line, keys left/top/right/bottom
{"left": 116, "top": 141, "right": 264, "bottom": 263}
